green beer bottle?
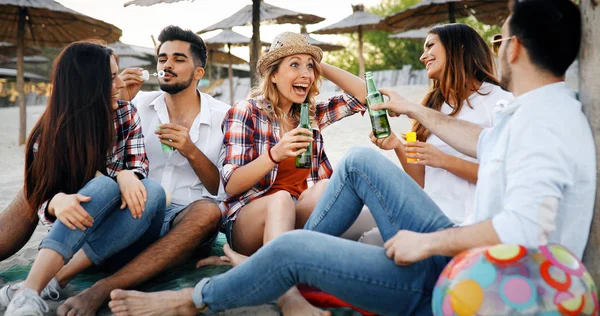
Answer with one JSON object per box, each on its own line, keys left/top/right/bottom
{"left": 365, "top": 72, "right": 391, "bottom": 139}
{"left": 295, "top": 102, "right": 312, "bottom": 169}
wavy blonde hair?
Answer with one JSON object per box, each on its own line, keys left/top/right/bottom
{"left": 250, "top": 56, "right": 322, "bottom": 125}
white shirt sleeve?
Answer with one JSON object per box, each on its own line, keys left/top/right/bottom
{"left": 491, "top": 115, "right": 573, "bottom": 248}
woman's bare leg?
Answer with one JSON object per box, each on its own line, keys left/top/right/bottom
{"left": 295, "top": 180, "right": 329, "bottom": 228}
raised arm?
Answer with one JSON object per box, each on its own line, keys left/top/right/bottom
{"left": 375, "top": 89, "right": 482, "bottom": 158}
{"left": 320, "top": 63, "right": 366, "bottom": 103}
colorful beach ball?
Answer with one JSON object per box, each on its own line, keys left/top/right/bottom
{"left": 432, "top": 244, "right": 598, "bottom": 315}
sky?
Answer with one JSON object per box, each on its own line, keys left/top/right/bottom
{"left": 55, "top": 0, "right": 383, "bottom": 60}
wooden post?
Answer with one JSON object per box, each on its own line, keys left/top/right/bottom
{"left": 17, "top": 7, "right": 26, "bottom": 145}
{"left": 358, "top": 25, "right": 365, "bottom": 80}
{"left": 249, "top": 0, "right": 261, "bottom": 88}
{"left": 580, "top": 0, "right": 600, "bottom": 283}
{"left": 227, "top": 43, "right": 234, "bottom": 106}
{"left": 448, "top": 3, "right": 456, "bottom": 23}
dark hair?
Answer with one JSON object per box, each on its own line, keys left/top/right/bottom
{"left": 157, "top": 25, "right": 207, "bottom": 67}
{"left": 508, "top": 0, "right": 581, "bottom": 77}
{"left": 413, "top": 24, "right": 499, "bottom": 142}
{"left": 25, "top": 40, "right": 115, "bottom": 210}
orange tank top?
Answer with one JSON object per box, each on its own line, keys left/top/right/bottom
{"left": 265, "top": 155, "right": 310, "bottom": 199}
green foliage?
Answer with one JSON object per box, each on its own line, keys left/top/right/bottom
{"left": 324, "top": 0, "right": 423, "bottom": 73}
{"left": 324, "top": 0, "right": 503, "bottom": 74}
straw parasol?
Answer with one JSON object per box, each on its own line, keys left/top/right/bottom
{"left": 0, "top": 0, "right": 122, "bottom": 145}
{"left": 3, "top": 55, "right": 48, "bottom": 64}
{"left": 204, "top": 28, "right": 269, "bottom": 105}
{"left": 389, "top": 27, "right": 430, "bottom": 40}
{"left": 312, "top": 4, "right": 383, "bottom": 79}
{"left": 381, "top": 0, "right": 509, "bottom": 32}
{"left": 198, "top": 1, "right": 325, "bottom": 86}
{"left": 299, "top": 25, "right": 343, "bottom": 52}
{"left": 108, "top": 41, "right": 148, "bottom": 59}
{"left": 0, "top": 41, "right": 40, "bottom": 57}
{"left": 124, "top": 0, "right": 191, "bottom": 6}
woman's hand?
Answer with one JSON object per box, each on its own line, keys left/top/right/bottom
{"left": 270, "top": 127, "right": 313, "bottom": 162}
{"left": 373, "top": 88, "right": 421, "bottom": 117}
{"left": 48, "top": 193, "right": 94, "bottom": 230}
{"left": 405, "top": 141, "right": 451, "bottom": 168}
{"left": 118, "top": 68, "right": 145, "bottom": 101}
{"left": 370, "top": 131, "right": 403, "bottom": 151}
{"left": 116, "top": 170, "right": 147, "bottom": 219}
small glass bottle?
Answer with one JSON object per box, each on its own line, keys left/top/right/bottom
{"left": 295, "top": 102, "right": 312, "bottom": 169}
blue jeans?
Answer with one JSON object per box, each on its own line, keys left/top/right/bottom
{"left": 40, "top": 176, "right": 166, "bottom": 266}
{"left": 193, "top": 147, "right": 454, "bottom": 315}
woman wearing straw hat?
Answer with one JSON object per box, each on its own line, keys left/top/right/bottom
{"left": 196, "top": 31, "right": 367, "bottom": 315}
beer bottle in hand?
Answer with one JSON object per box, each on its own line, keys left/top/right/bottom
{"left": 365, "top": 72, "right": 391, "bottom": 139}
{"left": 295, "top": 102, "right": 312, "bottom": 169}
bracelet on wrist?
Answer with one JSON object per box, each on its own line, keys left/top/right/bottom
{"left": 268, "top": 148, "right": 279, "bottom": 164}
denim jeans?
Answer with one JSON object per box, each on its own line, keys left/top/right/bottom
{"left": 193, "top": 147, "right": 454, "bottom": 315}
{"left": 39, "top": 176, "right": 166, "bottom": 266}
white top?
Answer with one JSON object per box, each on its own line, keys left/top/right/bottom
{"left": 133, "top": 90, "right": 230, "bottom": 205}
{"left": 473, "top": 82, "right": 595, "bottom": 259}
{"left": 424, "top": 82, "right": 513, "bottom": 224}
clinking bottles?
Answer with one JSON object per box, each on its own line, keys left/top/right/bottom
{"left": 365, "top": 72, "right": 391, "bottom": 139}
{"left": 295, "top": 102, "right": 312, "bottom": 169}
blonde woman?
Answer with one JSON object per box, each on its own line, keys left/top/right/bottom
{"left": 199, "top": 32, "right": 367, "bottom": 315}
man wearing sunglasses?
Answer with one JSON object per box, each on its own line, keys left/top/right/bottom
{"left": 375, "top": 0, "right": 594, "bottom": 262}
{"left": 106, "top": 0, "right": 595, "bottom": 315}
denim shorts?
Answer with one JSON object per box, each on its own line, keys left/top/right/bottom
{"left": 161, "top": 200, "right": 221, "bottom": 256}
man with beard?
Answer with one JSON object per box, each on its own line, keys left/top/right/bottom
{"left": 53, "top": 25, "right": 230, "bottom": 315}
{"left": 106, "top": 1, "right": 596, "bottom": 315}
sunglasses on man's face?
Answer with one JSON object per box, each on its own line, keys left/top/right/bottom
{"left": 491, "top": 34, "right": 513, "bottom": 55}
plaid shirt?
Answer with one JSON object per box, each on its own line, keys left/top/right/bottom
{"left": 38, "top": 100, "right": 149, "bottom": 227}
{"left": 221, "top": 93, "right": 365, "bottom": 223}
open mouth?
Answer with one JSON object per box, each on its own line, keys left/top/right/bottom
{"left": 292, "top": 83, "right": 309, "bottom": 95}
{"left": 426, "top": 60, "right": 435, "bottom": 70}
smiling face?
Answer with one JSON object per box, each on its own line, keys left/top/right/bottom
{"left": 270, "top": 53, "right": 316, "bottom": 108}
{"left": 110, "top": 55, "right": 125, "bottom": 110}
{"left": 157, "top": 40, "right": 201, "bottom": 95}
{"left": 420, "top": 34, "right": 447, "bottom": 81}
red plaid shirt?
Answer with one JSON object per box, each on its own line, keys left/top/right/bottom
{"left": 221, "top": 93, "right": 365, "bottom": 223}
{"left": 38, "top": 100, "right": 149, "bottom": 227}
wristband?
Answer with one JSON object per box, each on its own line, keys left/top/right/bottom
{"left": 268, "top": 148, "right": 279, "bottom": 164}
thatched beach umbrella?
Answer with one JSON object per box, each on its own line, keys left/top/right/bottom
{"left": 299, "top": 25, "right": 343, "bottom": 52}
{"left": 124, "top": 0, "right": 192, "bottom": 6}
{"left": 199, "top": 1, "right": 325, "bottom": 85}
{"left": 204, "top": 28, "right": 269, "bottom": 105}
{"left": 108, "top": 41, "right": 148, "bottom": 59}
{"left": 0, "top": 41, "right": 40, "bottom": 57}
{"left": 312, "top": 4, "right": 383, "bottom": 79}
{"left": 0, "top": 0, "right": 122, "bottom": 145}
{"left": 389, "top": 27, "right": 430, "bottom": 41}
{"left": 381, "top": 0, "right": 508, "bottom": 32}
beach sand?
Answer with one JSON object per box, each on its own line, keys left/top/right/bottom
{"left": 0, "top": 85, "right": 427, "bottom": 315}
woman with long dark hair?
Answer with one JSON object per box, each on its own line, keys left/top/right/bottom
{"left": 365, "top": 24, "right": 513, "bottom": 230}
{"left": 0, "top": 41, "right": 165, "bottom": 315}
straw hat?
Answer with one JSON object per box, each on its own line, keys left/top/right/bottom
{"left": 257, "top": 32, "right": 323, "bottom": 76}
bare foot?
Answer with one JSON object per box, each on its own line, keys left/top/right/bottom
{"left": 196, "top": 244, "right": 248, "bottom": 268}
{"left": 57, "top": 284, "right": 110, "bottom": 316}
{"left": 109, "top": 288, "right": 197, "bottom": 316}
{"left": 278, "top": 287, "right": 331, "bottom": 316}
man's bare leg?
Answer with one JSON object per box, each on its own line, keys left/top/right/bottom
{"left": 57, "top": 200, "right": 221, "bottom": 316}
{"left": 0, "top": 190, "right": 38, "bottom": 261}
